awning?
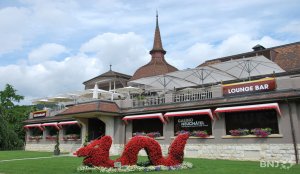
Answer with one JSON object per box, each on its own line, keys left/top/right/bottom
{"left": 41, "top": 122, "right": 60, "bottom": 130}
{"left": 214, "top": 103, "right": 282, "bottom": 116}
{"left": 164, "top": 109, "right": 214, "bottom": 120}
{"left": 58, "top": 121, "right": 80, "bottom": 127}
{"left": 122, "top": 113, "right": 165, "bottom": 124}
{"left": 23, "top": 124, "right": 44, "bottom": 131}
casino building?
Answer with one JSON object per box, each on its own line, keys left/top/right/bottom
{"left": 24, "top": 15, "right": 300, "bottom": 164}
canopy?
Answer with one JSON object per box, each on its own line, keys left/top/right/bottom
{"left": 58, "top": 121, "right": 80, "bottom": 127}
{"left": 115, "top": 86, "right": 143, "bottom": 94}
{"left": 24, "top": 124, "right": 44, "bottom": 131}
{"left": 48, "top": 96, "right": 74, "bottom": 102}
{"left": 32, "top": 98, "right": 57, "bottom": 105}
{"left": 214, "top": 103, "right": 282, "bottom": 117}
{"left": 130, "top": 56, "right": 285, "bottom": 90}
{"left": 122, "top": 113, "right": 165, "bottom": 124}
{"left": 164, "top": 109, "right": 214, "bottom": 120}
{"left": 209, "top": 56, "right": 285, "bottom": 80}
{"left": 41, "top": 122, "right": 60, "bottom": 130}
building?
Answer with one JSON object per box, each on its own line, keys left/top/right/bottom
{"left": 24, "top": 15, "right": 300, "bottom": 164}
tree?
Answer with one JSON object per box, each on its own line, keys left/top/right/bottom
{"left": 0, "top": 84, "right": 29, "bottom": 150}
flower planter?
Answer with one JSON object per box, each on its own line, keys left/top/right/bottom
{"left": 229, "top": 129, "right": 250, "bottom": 136}
{"left": 251, "top": 128, "right": 272, "bottom": 137}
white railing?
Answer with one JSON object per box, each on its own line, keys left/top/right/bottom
{"left": 132, "top": 96, "right": 165, "bottom": 107}
{"left": 173, "top": 90, "right": 213, "bottom": 102}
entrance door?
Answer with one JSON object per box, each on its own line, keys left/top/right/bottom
{"left": 88, "top": 118, "right": 106, "bottom": 141}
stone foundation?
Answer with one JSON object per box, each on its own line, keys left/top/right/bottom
{"left": 183, "top": 144, "right": 298, "bottom": 163}
{"left": 25, "top": 142, "right": 300, "bottom": 163}
{"left": 25, "top": 143, "right": 81, "bottom": 153}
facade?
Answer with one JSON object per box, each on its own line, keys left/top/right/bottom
{"left": 24, "top": 15, "right": 300, "bottom": 164}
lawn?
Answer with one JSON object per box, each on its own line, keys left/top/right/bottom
{"left": 0, "top": 151, "right": 299, "bottom": 174}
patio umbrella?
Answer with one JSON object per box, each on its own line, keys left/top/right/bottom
{"left": 32, "top": 98, "right": 57, "bottom": 105}
{"left": 115, "top": 86, "right": 143, "bottom": 94}
{"left": 209, "top": 56, "right": 285, "bottom": 80}
{"left": 48, "top": 96, "right": 74, "bottom": 102}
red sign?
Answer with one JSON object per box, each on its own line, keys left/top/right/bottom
{"left": 32, "top": 110, "right": 47, "bottom": 118}
{"left": 223, "top": 78, "right": 276, "bottom": 96}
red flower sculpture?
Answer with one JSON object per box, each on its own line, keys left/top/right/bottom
{"left": 76, "top": 134, "right": 189, "bottom": 168}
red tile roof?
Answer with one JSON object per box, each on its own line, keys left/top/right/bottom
{"left": 58, "top": 101, "right": 120, "bottom": 116}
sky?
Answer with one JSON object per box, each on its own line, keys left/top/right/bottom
{"left": 0, "top": 0, "right": 300, "bottom": 105}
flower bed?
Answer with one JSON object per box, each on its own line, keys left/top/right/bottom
{"left": 76, "top": 134, "right": 190, "bottom": 168}
{"left": 77, "top": 161, "right": 193, "bottom": 173}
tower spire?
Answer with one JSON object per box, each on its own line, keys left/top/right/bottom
{"left": 150, "top": 11, "right": 166, "bottom": 55}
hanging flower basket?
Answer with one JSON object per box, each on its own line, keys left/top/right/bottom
{"left": 229, "top": 129, "right": 250, "bottom": 136}
{"left": 251, "top": 128, "right": 272, "bottom": 137}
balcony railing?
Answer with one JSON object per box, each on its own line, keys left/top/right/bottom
{"left": 132, "top": 96, "right": 165, "bottom": 107}
{"left": 130, "top": 88, "right": 214, "bottom": 108}
{"left": 173, "top": 90, "right": 213, "bottom": 103}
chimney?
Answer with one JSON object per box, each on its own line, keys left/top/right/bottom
{"left": 252, "top": 44, "right": 266, "bottom": 51}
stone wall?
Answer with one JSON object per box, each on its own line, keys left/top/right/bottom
{"left": 25, "top": 141, "right": 300, "bottom": 164}
{"left": 25, "top": 142, "right": 81, "bottom": 153}
{"left": 110, "top": 143, "right": 299, "bottom": 163}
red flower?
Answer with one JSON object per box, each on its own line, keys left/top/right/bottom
{"left": 76, "top": 133, "right": 189, "bottom": 167}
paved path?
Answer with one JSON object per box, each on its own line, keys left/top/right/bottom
{"left": 0, "top": 154, "right": 71, "bottom": 163}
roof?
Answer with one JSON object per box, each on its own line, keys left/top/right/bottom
{"left": 24, "top": 115, "right": 75, "bottom": 124}
{"left": 130, "top": 14, "right": 178, "bottom": 81}
{"left": 83, "top": 70, "right": 132, "bottom": 85}
{"left": 130, "top": 58, "right": 178, "bottom": 81}
{"left": 198, "top": 42, "right": 300, "bottom": 72}
{"left": 57, "top": 100, "right": 121, "bottom": 116}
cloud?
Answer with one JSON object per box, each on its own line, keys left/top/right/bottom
{"left": 0, "top": 32, "right": 149, "bottom": 104}
{"left": 279, "top": 21, "right": 300, "bottom": 36}
{"left": 80, "top": 32, "right": 149, "bottom": 74}
{"left": 0, "top": 7, "right": 31, "bottom": 54}
{"left": 168, "top": 34, "right": 286, "bottom": 69}
{"left": 0, "top": 55, "right": 101, "bottom": 105}
{"left": 28, "top": 43, "right": 68, "bottom": 64}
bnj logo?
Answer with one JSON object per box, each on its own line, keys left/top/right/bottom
{"left": 260, "top": 160, "right": 294, "bottom": 170}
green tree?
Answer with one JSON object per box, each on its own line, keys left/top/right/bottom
{"left": 0, "top": 84, "right": 28, "bottom": 150}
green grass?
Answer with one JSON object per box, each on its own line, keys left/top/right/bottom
{"left": 0, "top": 151, "right": 299, "bottom": 174}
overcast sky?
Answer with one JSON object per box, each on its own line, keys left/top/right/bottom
{"left": 0, "top": 0, "right": 300, "bottom": 105}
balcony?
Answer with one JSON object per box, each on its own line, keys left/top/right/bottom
{"left": 117, "top": 85, "right": 221, "bottom": 108}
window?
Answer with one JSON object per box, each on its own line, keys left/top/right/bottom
{"left": 30, "top": 127, "right": 43, "bottom": 136}
{"left": 132, "top": 119, "right": 163, "bottom": 137}
{"left": 174, "top": 115, "right": 212, "bottom": 136}
{"left": 64, "top": 124, "right": 81, "bottom": 135}
{"left": 225, "top": 110, "right": 279, "bottom": 135}
{"left": 46, "top": 126, "right": 58, "bottom": 136}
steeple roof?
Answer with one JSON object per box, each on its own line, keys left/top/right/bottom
{"left": 150, "top": 12, "right": 166, "bottom": 54}
{"left": 130, "top": 12, "right": 178, "bottom": 81}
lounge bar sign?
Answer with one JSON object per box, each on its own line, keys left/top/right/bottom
{"left": 223, "top": 78, "right": 276, "bottom": 96}
{"left": 32, "top": 110, "right": 47, "bottom": 118}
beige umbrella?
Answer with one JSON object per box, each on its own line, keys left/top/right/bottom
{"left": 32, "top": 98, "right": 57, "bottom": 105}
{"left": 48, "top": 96, "right": 74, "bottom": 102}
{"left": 115, "top": 86, "right": 143, "bottom": 94}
